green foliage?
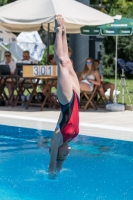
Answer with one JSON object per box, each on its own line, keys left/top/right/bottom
{"left": 103, "top": 0, "right": 133, "bottom": 60}
{"left": 0, "top": 0, "right": 16, "bottom": 6}
{"left": 39, "top": 29, "right": 55, "bottom": 46}
{"left": 103, "top": 0, "right": 133, "bottom": 16}
{"left": 38, "top": 28, "right": 55, "bottom": 64}
{"left": 118, "top": 36, "right": 133, "bottom": 60}
{"left": 103, "top": 36, "right": 115, "bottom": 56}
{"left": 100, "top": 0, "right": 133, "bottom": 77}
{"left": 39, "top": 45, "right": 54, "bottom": 65}
{"left": 102, "top": 54, "right": 115, "bottom": 77}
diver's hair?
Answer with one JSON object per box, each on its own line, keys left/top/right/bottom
{"left": 68, "top": 47, "right": 73, "bottom": 54}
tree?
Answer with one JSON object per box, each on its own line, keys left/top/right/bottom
{"left": 0, "top": 0, "right": 16, "bottom": 6}
{"left": 97, "top": 0, "right": 133, "bottom": 77}
{"left": 103, "top": 0, "right": 133, "bottom": 61}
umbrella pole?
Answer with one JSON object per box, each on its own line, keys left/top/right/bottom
{"left": 114, "top": 35, "right": 118, "bottom": 103}
{"left": 47, "top": 23, "right": 50, "bottom": 64}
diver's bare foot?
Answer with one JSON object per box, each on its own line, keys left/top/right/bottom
{"left": 54, "top": 14, "right": 64, "bottom": 33}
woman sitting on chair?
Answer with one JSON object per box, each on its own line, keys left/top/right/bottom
{"left": 79, "top": 57, "right": 101, "bottom": 92}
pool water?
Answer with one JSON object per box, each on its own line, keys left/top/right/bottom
{"left": 0, "top": 124, "right": 133, "bottom": 200}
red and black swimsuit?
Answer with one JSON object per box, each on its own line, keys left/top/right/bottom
{"left": 58, "top": 91, "right": 79, "bottom": 143}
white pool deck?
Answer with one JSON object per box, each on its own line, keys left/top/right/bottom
{"left": 0, "top": 106, "right": 133, "bottom": 142}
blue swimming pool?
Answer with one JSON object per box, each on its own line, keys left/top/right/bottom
{"left": 0, "top": 124, "right": 133, "bottom": 200}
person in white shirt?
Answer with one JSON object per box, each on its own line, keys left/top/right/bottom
{"left": 1, "top": 51, "right": 16, "bottom": 74}
{"left": 19, "top": 50, "right": 37, "bottom": 85}
{"left": 21, "top": 50, "right": 38, "bottom": 64}
{"left": 0, "top": 51, "right": 16, "bottom": 104}
{"left": 22, "top": 50, "right": 30, "bottom": 61}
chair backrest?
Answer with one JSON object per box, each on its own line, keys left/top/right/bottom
{"left": 80, "top": 85, "right": 98, "bottom": 110}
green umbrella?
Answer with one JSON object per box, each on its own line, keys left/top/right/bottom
{"left": 81, "top": 16, "right": 133, "bottom": 36}
{"left": 80, "top": 15, "right": 133, "bottom": 104}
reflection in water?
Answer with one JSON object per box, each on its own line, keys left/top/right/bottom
{"left": 37, "top": 136, "right": 49, "bottom": 148}
{"left": 36, "top": 135, "right": 111, "bottom": 156}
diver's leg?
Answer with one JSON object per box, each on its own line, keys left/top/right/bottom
{"left": 54, "top": 15, "right": 72, "bottom": 104}
{"left": 61, "top": 18, "right": 80, "bottom": 97}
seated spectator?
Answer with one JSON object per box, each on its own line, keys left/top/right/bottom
{"left": 0, "top": 51, "right": 16, "bottom": 104}
{"left": 22, "top": 50, "right": 30, "bottom": 61}
{"left": 48, "top": 54, "right": 56, "bottom": 65}
{"left": 94, "top": 59, "right": 114, "bottom": 103}
{"left": 79, "top": 57, "right": 100, "bottom": 92}
{"left": 21, "top": 50, "right": 37, "bottom": 64}
{"left": 18, "top": 50, "right": 38, "bottom": 85}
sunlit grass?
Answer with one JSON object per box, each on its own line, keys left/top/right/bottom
{"left": 105, "top": 78, "right": 133, "bottom": 105}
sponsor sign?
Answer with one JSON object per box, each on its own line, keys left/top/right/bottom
{"left": 23, "top": 65, "right": 57, "bottom": 77}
